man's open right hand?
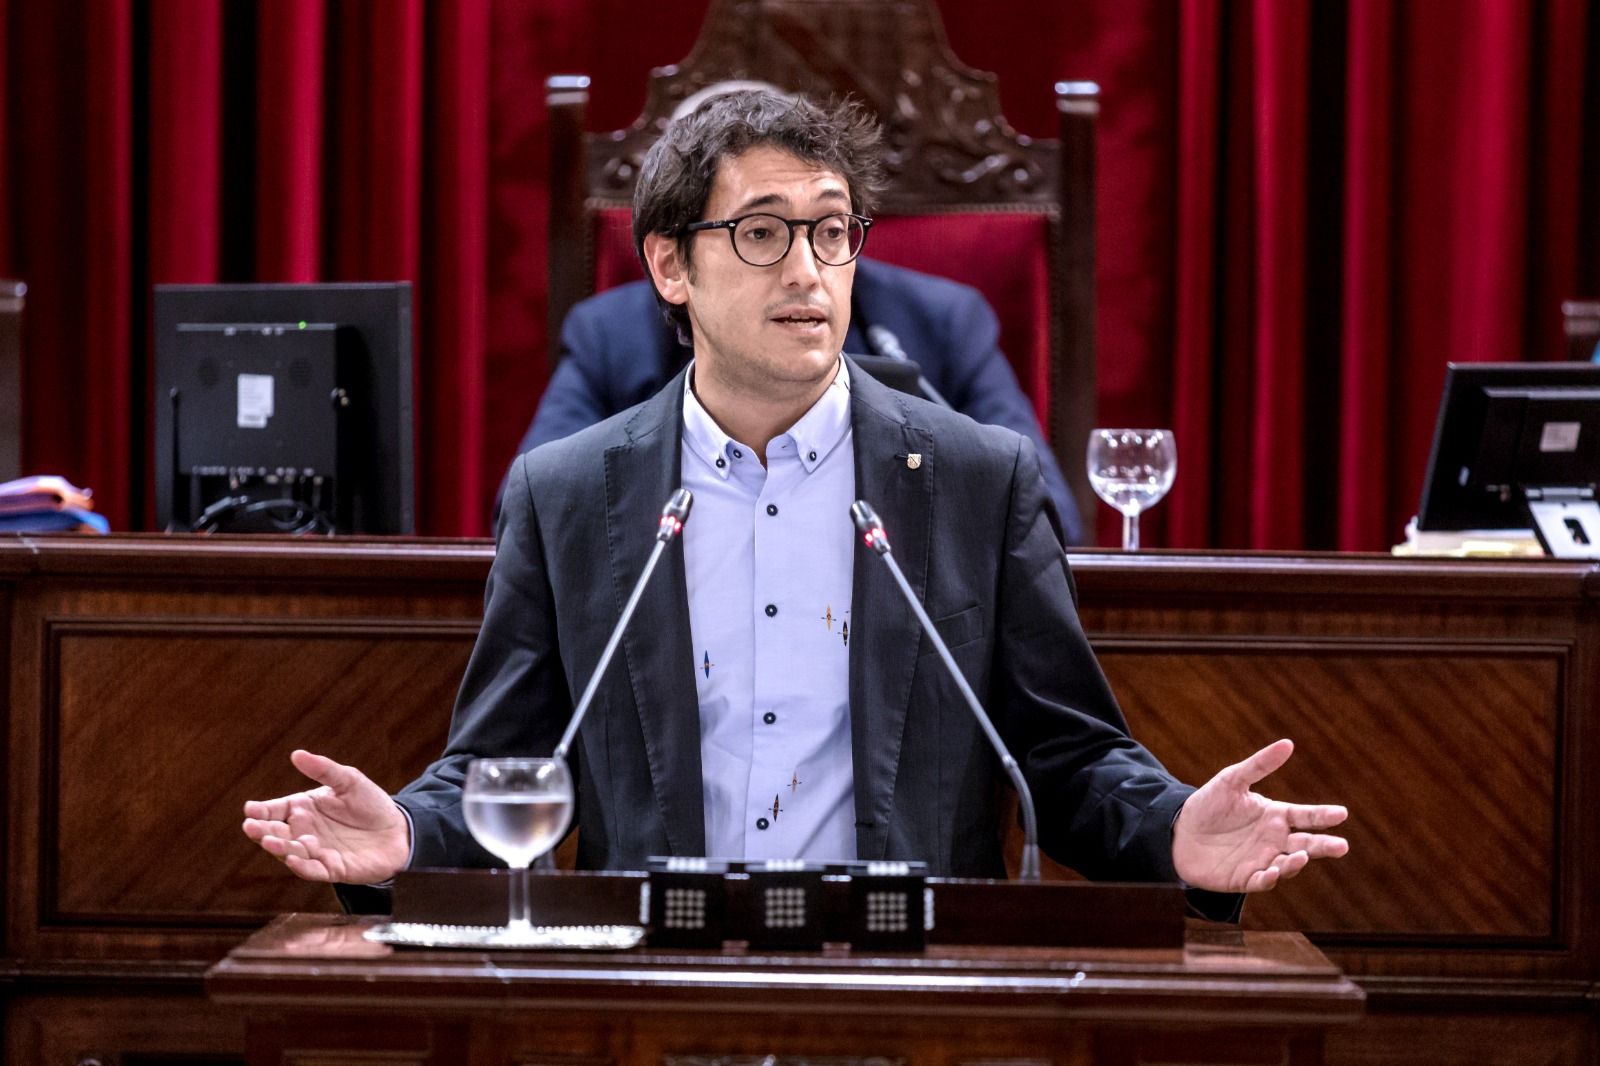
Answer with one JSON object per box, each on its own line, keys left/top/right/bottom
{"left": 242, "top": 749, "right": 411, "bottom": 884}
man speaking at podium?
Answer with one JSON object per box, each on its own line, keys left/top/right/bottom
{"left": 243, "top": 90, "right": 1347, "bottom": 912}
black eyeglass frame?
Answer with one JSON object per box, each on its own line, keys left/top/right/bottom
{"left": 683, "top": 212, "right": 874, "bottom": 267}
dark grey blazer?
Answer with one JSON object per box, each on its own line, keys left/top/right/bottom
{"left": 398, "top": 362, "right": 1197, "bottom": 884}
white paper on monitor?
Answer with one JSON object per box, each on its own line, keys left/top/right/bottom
{"left": 236, "top": 373, "right": 275, "bottom": 429}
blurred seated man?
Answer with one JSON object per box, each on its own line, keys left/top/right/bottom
{"left": 516, "top": 81, "right": 1082, "bottom": 542}
{"left": 522, "top": 262, "right": 1083, "bottom": 542}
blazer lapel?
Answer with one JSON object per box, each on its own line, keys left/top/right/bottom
{"left": 847, "top": 366, "right": 934, "bottom": 859}
{"left": 603, "top": 369, "right": 706, "bottom": 856}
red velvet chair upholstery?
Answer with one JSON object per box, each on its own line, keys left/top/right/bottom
{"left": 547, "top": 0, "right": 1099, "bottom": 536}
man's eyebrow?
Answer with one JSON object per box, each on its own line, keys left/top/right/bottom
{"left": 730, "top": 186, "right": 851, "bottom": 215}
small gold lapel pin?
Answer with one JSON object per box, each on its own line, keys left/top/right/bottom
{"left": 905, "top": 453, "right": 922, "bottom": 470}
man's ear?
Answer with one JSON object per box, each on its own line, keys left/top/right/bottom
{"left": 643, "top": 233, "right": 690, "bottom": 307}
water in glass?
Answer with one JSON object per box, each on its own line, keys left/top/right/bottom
{"left": 463, "top": 793, "right": 572, "bottom": 870}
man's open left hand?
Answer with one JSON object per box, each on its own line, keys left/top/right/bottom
{"left": 1171, "top": 738, "right": 1349, "bottom": 894}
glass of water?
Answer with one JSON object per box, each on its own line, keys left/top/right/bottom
{"left": 463, "top": 757, "right": 574, "bottom": 940}
{"left": 1087, "top": 429, "right": 1177, "bottom": 551}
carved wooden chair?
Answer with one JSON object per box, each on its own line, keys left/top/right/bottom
{"left": 1563, "top": 300, "right": 1600, "bottom": 363}
{"left": 545, "top": 0, "right": 1100, "bottom": 537}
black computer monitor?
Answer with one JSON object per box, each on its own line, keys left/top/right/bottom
{"left": 153, "top": 283, "right": 414, "bottom": 534}
{"left": 1416, "top": 362, "right": 1600, "bottom": 532}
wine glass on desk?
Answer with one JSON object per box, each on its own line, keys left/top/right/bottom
{"left": 463, "top": 757, "right": 573, "bottom": 942}
{"left": 1087, "top": 429, "right": 1177, "bottom": 551}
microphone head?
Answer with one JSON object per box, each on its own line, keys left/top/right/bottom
{"left": 850, "top": 499, "right": 891, "bottom": 554}
{"left": 866, "top": 324, "right": 906, "bottom": 361}
{"left": 657, "top": 488, "right": 693, "bottom": 542}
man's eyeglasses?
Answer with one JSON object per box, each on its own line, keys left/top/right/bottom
{"left": 684, "top": 212, "right": 873, "bottom": 267}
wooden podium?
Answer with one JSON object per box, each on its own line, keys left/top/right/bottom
{"left": 208, "top": 913, "right": 1363, "bottom": 1066}
{"left": 3, "top": 536, "right": 1598, "bottom": 1064}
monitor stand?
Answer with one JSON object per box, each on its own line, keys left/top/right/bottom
{"left": 1526, "top": 487, "right": 1600, "bottom": 559}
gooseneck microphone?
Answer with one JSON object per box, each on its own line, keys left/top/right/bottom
{"left": 849, "top": 499, "right": 1042, "bottom": 881}
{"left": 866, "top": 325, "right": 951, "bottom": 408}
{"left": 553, "top": 489, "right": 693, "bottom": 762}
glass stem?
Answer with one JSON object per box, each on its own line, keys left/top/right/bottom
{"left": 508, "top": 864, "right": 532, "bottom": 931}
{"left": 1123, "top": 511, "right": 1140, "bottom": 551}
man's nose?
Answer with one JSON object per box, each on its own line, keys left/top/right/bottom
{"left": 779, "top": 226, "right": 823, "bottom": 287}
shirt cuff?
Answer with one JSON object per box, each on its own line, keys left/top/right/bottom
{"left": 1168, "top": 800, "right": 1245, "bottom": 923}
{"left": 364, "top": 800, "right": 415, "bottom": 889}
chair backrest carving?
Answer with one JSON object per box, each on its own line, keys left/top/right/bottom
{"left": 547, "top": 0, "right": 1098, "bottom": 536}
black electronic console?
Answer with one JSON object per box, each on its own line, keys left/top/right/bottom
{"left": 153, "top": 283, "right": 413, "bottom": 535}
{"left": 1417, "top": 362, "right": 1600, "bottom": 556}
{"left": 389, "top": 866, "right": 1185, "bottom": 950}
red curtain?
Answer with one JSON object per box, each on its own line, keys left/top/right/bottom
{"left": 3, "top": 0, "right": 1597, "bottom": 545}
{"left": 914, "top": 0, "right": 1596, "bottom": 549}
{"left": 7, "top": 3, "right": 134, "bottom": 530}
{"left": 3, "top": 0, "right": 485, "bottom": 534}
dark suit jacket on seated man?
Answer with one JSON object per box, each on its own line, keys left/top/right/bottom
{"left": 242, "top": 89, "right": 1348, "bottom": 915}
{"left": 522, "top": 260, "right": 1084, "bottom": 543}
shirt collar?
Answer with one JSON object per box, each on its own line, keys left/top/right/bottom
{"left": 681, "top": 357, "right": 852, "bottom": 478}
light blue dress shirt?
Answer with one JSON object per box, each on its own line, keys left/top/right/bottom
{"left": 680, "top": 359, "right": 858, "bottom": 862}
{"left": 393, "top": 361, "right": 860, "bottom": 877}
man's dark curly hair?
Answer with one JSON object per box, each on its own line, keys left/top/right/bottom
{"left": 631, "top": 89, "right": 887, "bottom": 346}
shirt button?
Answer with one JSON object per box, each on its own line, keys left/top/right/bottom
{"left": 764, "top": 604, "right": 778, "bottom": 617}
{"left": 715, "top": 457, "right": 726, "bottom": 469}
{"left": 763, "top": 711, "right": 777, "bottom": 725}
{"left": 756, "top": 817, "right": 770, "bottom": 831}
{"left": 807, "top": 450, "right": 818, "bottom": 462}
{"left": 766, "top": 504, "right": 778, "bottom": 517}
{"left": 733, "top": 448, "right": 743, "bottom": 459}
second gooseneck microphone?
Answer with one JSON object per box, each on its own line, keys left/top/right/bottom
{"left": 866, "top": 325, "right": 951, "bottom": 409}
{"left": 849, "top": 499, "right": 1042, "bottom": 881}
{"left": 553, "top": 489, "right": 693, "bottom": 762}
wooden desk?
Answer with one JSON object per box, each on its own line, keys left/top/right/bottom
{"left": 2, "top": 537, "right": 1596, "bottom": 1063}
{"left": 208, "top": 914, "right": 1362, "bottom": 1066}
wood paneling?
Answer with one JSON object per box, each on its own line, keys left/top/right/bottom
{"left": 1, "top": 536, "right": 487, "bottom": 1046}
{"left": 1324, "top": 1011, "right": 1595, "bottom": 1066}
{"left": 46, "top": 623, "right": 469, "bottom": 924}
{"left": 1107, "top": 645, "right": 1560, "bottom": 941}
{"left": 4, "top": 993, "right": 244, "bottom": 1066}
{"left": 1063, "top": 550, "right": 1600, "bottom": 1063}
